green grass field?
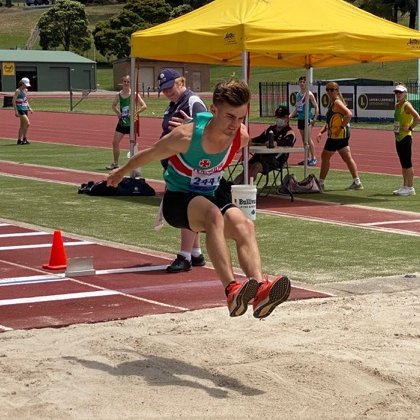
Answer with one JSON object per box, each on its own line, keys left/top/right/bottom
{"left": 0, "top": 139, "right": 418, "bottom": 284}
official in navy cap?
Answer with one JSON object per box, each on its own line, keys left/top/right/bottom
{"left": 158, "top": 69, "right": 181, "bottom": 91}
{"left": 156, "top": 68, "right": 209, "bottom": 274}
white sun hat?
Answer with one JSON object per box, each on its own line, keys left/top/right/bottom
{"left": 21, "top": 77, "right": 31, "bottom": 87}
{"left": 393, "top": 84, "right": 407, "bottom": 93}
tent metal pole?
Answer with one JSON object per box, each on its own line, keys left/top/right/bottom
{"left": 129, "top": 57, "right": 138, "bottom": 178}
{"left": 418, "top": 0, "right": 420, "bottom": 83}
{"left": 242, "top": 50, "right": 249, "bottom": 185}
{"left": 303, "top": 65, "right": 311, "bottom": 178}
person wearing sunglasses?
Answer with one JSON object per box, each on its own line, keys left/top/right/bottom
{"left": 316, "top": 82, "right": 363, "bottom": 191}
{"left": 232, "top": 105, "right": 295, "bottom": 185}
{"left": 392, "top": 84, "right": 419, "bottom": 196}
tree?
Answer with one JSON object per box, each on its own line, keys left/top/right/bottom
{"left": 166, "top": 0, "right": 212, "bottom": 7}
{"left": 347, "top": 0, "right": 417, "bottom": 28}
{"left": 38, "top": 0, "right": 91, "bottom": 52}
{"left": 170, "top": 4, "right": 193, "bottom": 18}
{"left": 124, "top": 0, "right": 172, "bottom": 24}
{"left": 92, "top": 0, "right": 172, "bottom": 60}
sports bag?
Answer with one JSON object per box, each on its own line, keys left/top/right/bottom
{"left": 78, "top": 177, "right": 155, "bottom": 196}
{"left": 278, "top": 173, "right": 321, "bottom": 194}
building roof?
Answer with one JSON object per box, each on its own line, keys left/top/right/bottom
{"left": 0, "top": 49, "right": 95, "bottom": 64}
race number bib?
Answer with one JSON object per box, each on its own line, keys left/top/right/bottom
{"left": 393, "top": 121, "right": 400, "bottom": 133}
{"left": 121, "top": 106, "right": 129, "bottom": 118}
{"left": 190, "top": 169, "right": 222, "bottom": 192}
{"left": 296, "top": 101, "right": 304, "bottom": 112}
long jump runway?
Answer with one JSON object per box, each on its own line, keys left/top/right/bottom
{"left": 0, "top": 222, "right": 329, "bottom": 332}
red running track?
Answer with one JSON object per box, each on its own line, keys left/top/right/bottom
{"left": 0, "top": 223, "right": 329, "bottom": 331}
{"left": 1, "top": 109, "right": 419, "bottom": 176}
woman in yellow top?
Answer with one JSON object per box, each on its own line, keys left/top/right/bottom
{"left": 316, "top": 82, "right": 362, "bottom": 191}
{"left": 392, "top": 84, "right": 419, "bottom": 196}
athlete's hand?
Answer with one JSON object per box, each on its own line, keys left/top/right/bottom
{"left": 107, "top": 168, "right": 124, "bottom": 187}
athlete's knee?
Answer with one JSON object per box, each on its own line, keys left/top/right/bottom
{"left": 225, "top": 210, "right": 255, "bottom": 240}
{"left": 194, "top": 204, "right": 225, "bottom": 233}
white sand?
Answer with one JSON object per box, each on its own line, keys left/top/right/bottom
{"left": 1, "top": 280, "right": 419, "bottom": 419}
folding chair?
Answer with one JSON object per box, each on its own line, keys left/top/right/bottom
{"left": 255, "top": 137, "right": 296, "bottom": 198}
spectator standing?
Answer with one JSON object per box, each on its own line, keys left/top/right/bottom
{"left": 107, "top": 79, "right": 291, "bottom": 319}
{"left": 157, "top": 68, "right": 207, "bottom": 273}
{"left": 316, "top": 81, "right": 363, "bottom": 191}
{"left": 233, "top": 106, "right": 295, "bottom": 184}
{"left": 290, "top": 76, "right": 319, "bottom": 166}
{"left": 13, "top": 77, "right": 32, "bottom": 145}
{"left": 106, "top": 75, "right": 147, "bottom": 170}
{"left": 392, "top": 84, "right": 419, "bottom": 196}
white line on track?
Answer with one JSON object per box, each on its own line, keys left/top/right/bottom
{"left": 0, "top": 264, "right": 189, "bottom": 311}
{"left": 0, "top": 324, "right": 13, "bottom": 331}
{"left": 0, "top": 240, "right": 94, "bottom": 251}
{"left": 360, "top": 219, "right": 420, "bottom": 226}
{"left": 0, "top": 290, "right": 117, "bottom": 306}
{"left": 0, "top": 232, "right": 50, "bottom": 238}
{"left": 260, "top": 209, "right": 420, "bottom": 237}
{"left": 0, "top": 223, "right": 11, "bottom": 227}
{"left": 0, "top": 265, "right": 169, "bottom": 286}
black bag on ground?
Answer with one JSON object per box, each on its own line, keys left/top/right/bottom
{"left": 78, "top": 177, "right": 155, "bottom": 196}
{"left": 278, "top": 173, "right": 321, "bottom": 194}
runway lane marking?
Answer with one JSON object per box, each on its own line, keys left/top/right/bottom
{"left": 0, "top": 284, "right": 188, "bottom": 311}
{"left": 0, "top": 264, "right": 188, "bottom": 310}
{"left": 0, "top": 324, "right": 13, "bottom": 331}
{"left": 260, "top": 210, "right": 420, "bottom": 237}
{"left": 0, "top": 290, "right": 118, "bottom": 306}
{"left": 360, "top": 219, "right": 420, "bottom": 226}
{"left": 0, "top": 232, "right": 50, "bottom": 238}
{"left": 0, "top": 240, "right": 94, "bottom": 251}
{"left": 0, "top": 265, "right": 169, "bottom": 286}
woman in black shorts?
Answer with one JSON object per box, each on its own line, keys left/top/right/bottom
{"left": 316, "top": 82, "right": 363, "bottom": 192}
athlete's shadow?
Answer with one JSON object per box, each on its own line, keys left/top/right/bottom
{"left": 64, "top": 354, "right": 264, "bottom": 399}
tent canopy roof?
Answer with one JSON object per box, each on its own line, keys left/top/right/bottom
{"left": 131, "top": 0, "right": 420, "bottom": 68}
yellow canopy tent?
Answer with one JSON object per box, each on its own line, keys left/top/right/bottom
{"left": 131, "top": 0, "right": 420, "bottom": 68}
{"left": 129, "top": 0, "right": 420, "bottom": 178}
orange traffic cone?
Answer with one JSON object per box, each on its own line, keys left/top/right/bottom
{"left": 42, "top": 230, "right": 67, "bottom": 270}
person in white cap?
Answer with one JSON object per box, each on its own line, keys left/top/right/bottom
{"left": 12, "top": 77, "right": 33, "bottom": 145}
{"left": 392, "top": 83, "right": 419, "bottom": 196}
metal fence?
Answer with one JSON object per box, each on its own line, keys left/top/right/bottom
{"left": 260, "top": 81, "right": 420, "bottom": 120}
{"left": 406, "top": 82, "right": 420, "bottom": 112}
{"left": 259, "top": 82, "right": 289, "bottom": 117}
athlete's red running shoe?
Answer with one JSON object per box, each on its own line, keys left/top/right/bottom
{"left": 226, "top": 278, "right": 259, "bottom": 317}
{"left": 253, "top": 276, "right": 291, "bottom": 319}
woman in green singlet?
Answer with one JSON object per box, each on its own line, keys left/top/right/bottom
{"left": 392, "top": 84, "right": 420, "bottom": 196}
